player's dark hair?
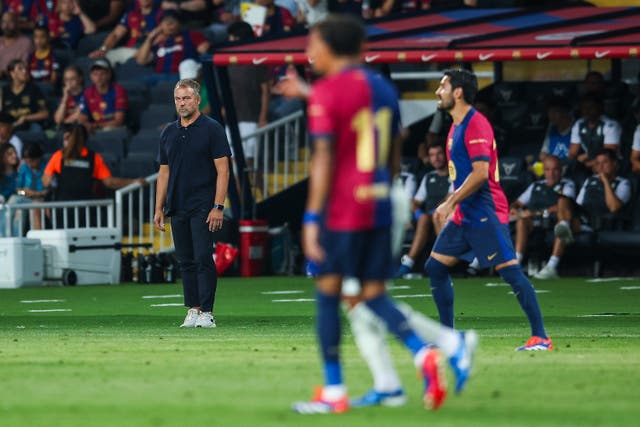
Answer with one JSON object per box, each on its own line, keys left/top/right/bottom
{"left": 312, "top": 14, "right": 365, "bottom": 57}
{"left": 443, "top": 69, "right": 478, "bottom": 105}
{"left": 595, "top": 148, "right": 617, "bottom": 163}
{"left": 22, "top": 142, "right": 44, "bottom": 160}
{"left": 227, "top": 21, "right": 255, "bottom": 41}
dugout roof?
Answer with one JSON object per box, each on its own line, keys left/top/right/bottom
{"left": 211, "top": 5, "right": 640, "bottom": 66}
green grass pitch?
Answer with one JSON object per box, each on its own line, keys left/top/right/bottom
{"left": 1, "top": 276, "right": 639, "bottom": 427}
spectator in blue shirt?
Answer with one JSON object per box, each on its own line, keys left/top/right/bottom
{"left": 16, "top": 142, "right": 48, "bottom": 230}
{"left": 539, "top": 96, "right": 574, "bottom": 164}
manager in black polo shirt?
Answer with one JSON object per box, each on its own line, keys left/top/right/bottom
{"left": 154, "top": 78, "right": 231, "bottom": 329}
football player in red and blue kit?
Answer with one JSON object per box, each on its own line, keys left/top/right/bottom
{"left": 428, "top": 69, "right": 553, "bottom": 351}
{"left": 290, "top": 14, "right": 452, "bottom": 415}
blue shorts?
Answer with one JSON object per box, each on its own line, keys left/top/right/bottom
{"left": 432, "top": 221, "right": 516, "bottom": 269}
{"left": 317, "top": 228, "right": 393, "bottom": 281}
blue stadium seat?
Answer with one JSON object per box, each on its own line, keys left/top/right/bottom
{"left": 150, "top": 80, "right": 177, "bottom": 104}
{"left": 139, "top": 104, "right": 175, "bottom": 130}
{"left": 499, "top": 156, "right": 532, "bottom": 203}
{"left": 87, "top": 128, "right": 129, "bottom": 159}
{"left": 76, "top": 31, "right": 110, "bottom": 56}
{"left": 115, "top": 58, "right": 155, "bottom": 80}
{"left": 119, "top": 153, "right": 158, "bottom": 178}
{"left": 128, "top": 129, "right": 161, "bottom": 155}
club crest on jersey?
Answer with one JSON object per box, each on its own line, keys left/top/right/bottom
{"left": 448, "top": 160, "right": 456, "bottom": 181}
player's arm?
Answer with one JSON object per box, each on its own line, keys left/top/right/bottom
{"left": 631, "top": 150, "right": 640, "bottom": 174}
{"left": 91, "top": 25, "right": 128, "bottom": 57}
{"left": 154, "top": 165, "right": 170, "bottom": 231}
{"left": 303, "top": 137, "right": 332, "bottom": 263}
{"left": 449, "top": 160, "right": 489, "bottom": 206}
{"left": 600, "top": 174, "right": 624, "bottom": 214}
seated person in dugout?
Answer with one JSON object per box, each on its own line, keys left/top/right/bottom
{"left": 509, "top": 155, "right": 576, "bottom": 280}
{"left": 396, "top": 143, "right": 452, "bottom": 278}
{"left": 575, "top": 148, "right": 632, "bottom": 232}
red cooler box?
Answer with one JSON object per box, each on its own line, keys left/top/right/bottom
{"left": 239, "top": 220, "right": 269, "bottom": 277}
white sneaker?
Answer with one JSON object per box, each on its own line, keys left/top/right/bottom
{"left": 180, "top": 308, "right": 199, "bottom": 328}
{"left": 195, "top": 312, "right": 216, "bottom": 328}
{"left": 534, "top": 264, "right": 559, "bottom": 280}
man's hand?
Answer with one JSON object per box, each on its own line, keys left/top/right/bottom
{"left": 598, "top": 172, "right": 610, "bottom": 186}
{"left": 273, "top": 67, "right": 310, "bottom": 100}
{"left": 154, "top": 209, "right": 165, "bottom": 232}
{"left": 302, "top": 223, "right": 325, "bottom": 263}
{"left": 434, "top": 199, "right": 455, "bottom": 225}
{"left": 206, "top": 208, "right": 223, "bottom": 232}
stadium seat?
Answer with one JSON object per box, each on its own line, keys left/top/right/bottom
{"left": 53, "top": 47, "right": 75, "bottom": 71}
{"left": 118, "top": 80, "right": 150, "bottom": 100}
{"left": 15, "top": 130, "right": 46, "bottom": 150}
{"left": 128, "top": 129, "right": 161, "bottom": 155}
{"left": 492, "top": 82, "right": 524, "bottom": 108}
{"left": 87, "top": 128, "right": 129, "bottom": 159}
{"left": 499, "top": 156, "right": 531, "bottom": 203}
{"left": 44, "top": 132, "right": 63, "bottom": 153}
{"left": 119, "top": 153, "right": 159, "bottom": 178}
{"left": 115, "top": 58, "right": 155, "bottom": 80}
{"left": 35, "top": 81, "right": 56, "bottom": 97}
{"left": 150, "top": 80, "right": 177, "bottom": 104}
{"left": 76, "top": 31, "right": 110, "bottom": 57}
{"left": 99, "top": 151, "right": 120, "bottom": 174}
{"left": 73, "top": 56, "right": 94, "bottom": 83}
{"left": 497, "top": 104, "right": 528, "bottom": 131}
{"left": 139, "top": 104, "right": 175, "bottom": 130}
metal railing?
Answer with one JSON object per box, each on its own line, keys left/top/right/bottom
{"left": 115, "top": 173, "right": 172, "bottom": 253}
{"left": 1, "top": 199, "right": 114, "bottom": 237}
{"left": 241, "top": 110, "right": 309, "bottom": 201}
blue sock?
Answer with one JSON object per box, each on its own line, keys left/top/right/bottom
{"left": 424, "top": 257, "right": 454, "bottom": 328}
{"left": 316, "top": 291, "right": 342, "bottom": 385}
{"left": 365, "top": 293, "right": 425, "bottom": 356}
{"left": 499, "top": 265, "right": 547, "bottom": 338}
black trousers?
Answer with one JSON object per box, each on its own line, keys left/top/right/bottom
{"left": 170, "top": 209, "right": 217, "bottom": 312}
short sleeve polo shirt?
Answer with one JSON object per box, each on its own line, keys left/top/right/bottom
{"left": 158, "top": 113, "right": 231, "bottom": 214}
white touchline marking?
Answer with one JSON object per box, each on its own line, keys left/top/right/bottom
{"left": 485, "top": 282, "right": 509, "bottom": 287}
{"left": 586, "top": 277, "right": 636, "bottom": 283}
{"left": 577, "top": 314, "right": 615, "bottom": 317}
{"left": 620, "top": 286, "right": 640, "bottom": 290}
{"left": 261, "top": 290, "right": 305, "bottom": 295}
{"left": 272, "top": 298, "right": 316, "bottom": 303}
{"left": 21, "top": 299, "right": 66, "bottom": 303}
{"left": 150, "top": 303, "right": 184, "bottom": 307}
{"left": 509, "top": 290, "right": 549, "bottom": 294}
{"left": 28, "top": 309, "right": 72, "bottom": 313}
{"left": 142, "top": 294, "right": 182, "bottom": 299}
{"left": 394, "top": 294, "right": 431, "bottom": 299}
{"left": 387, "top": 285, "right": 411, "bottom": 291}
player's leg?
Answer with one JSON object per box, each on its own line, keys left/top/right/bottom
{"left": 515, "top": 216, "right": 534, "bottom": 264}
{"left": 170, "top": 213, "right": 200, "bottom": 327}
{"left": 539, "top": 197, "right": 574, "bottom": 279}
{"left": 293, "top": 274, "right": 349, "bottom": 414}
{"left": 361, "top": 281, "right": 447, "bottom": 410}
{"left": 396, "top": 302, "right": 478, "bottom": 394}
{"left": 190, "top": 211, "right": 218, "bottom": 328}
{"left": 346, "top": 297, "right": 406, "bottom": 408}
{"left": 396, "top": 213, "right": 432, "bottom": 277}
{"left": 425, "top": 221, "right": 467, "bottom": 328}
{"left": 477, "top": 224, "right": 552, "bottom": 351}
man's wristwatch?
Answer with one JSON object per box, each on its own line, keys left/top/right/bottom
{"left": 213, "top": 204, "right": 224, "bottom": 211}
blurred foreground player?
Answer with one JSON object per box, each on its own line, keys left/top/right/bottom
{"left": 427, "top": 69, "right": 552, "bottom": 351}
{"left": 288, "top": 15, "right": 450, "bottom": 414}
